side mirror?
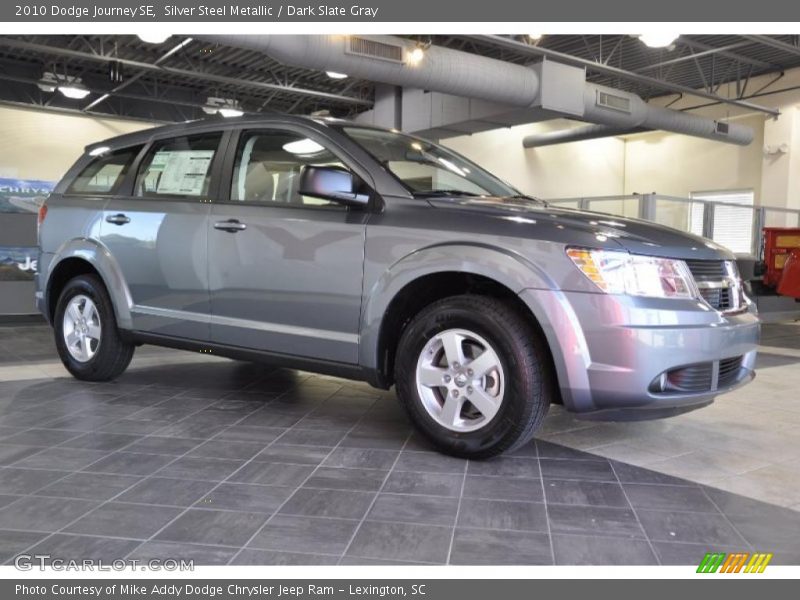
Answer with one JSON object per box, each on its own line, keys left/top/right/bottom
{"left": 298, "top": 165, "right": 370, "bottom": 207}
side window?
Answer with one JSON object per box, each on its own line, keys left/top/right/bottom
{"left": 230, "top": 131, "right": 349, "bottom": 208}
{"left": 136, "top": 133, "right": 221, "bottom": 198}
{"left": 67, "top": 146, "right": 142, "bottom": 195}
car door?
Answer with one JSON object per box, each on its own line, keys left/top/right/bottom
{"left": 99, "top": 131, "right": 225, "bottom": 339}
{"left": 208, "top": 127, "right": 369, "bottom": 364}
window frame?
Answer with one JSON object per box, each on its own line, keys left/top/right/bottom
{"left": 64, "top": 145, "right": 145, "bottom": 197}
{"left": 218, "top": 125, "right": 378, "bottom": 212}
{"left": 132, "top": 131, "right": 227, "bottom": 202}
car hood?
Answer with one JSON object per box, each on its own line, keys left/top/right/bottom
{"left": 426, "top": 196, "right": 735, "bottom": 261}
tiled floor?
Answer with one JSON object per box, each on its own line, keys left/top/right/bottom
{"left": 0, "top": 322, "right": 798, "bottom": 566}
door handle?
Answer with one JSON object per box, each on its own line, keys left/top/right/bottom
{"left": 213, "top": 219, "right": 247, "bottom": 233}
{"left": 105, "top": 213, "right": 130, "bottom": 225}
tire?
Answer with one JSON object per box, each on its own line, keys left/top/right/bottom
{"left": 395, "top": 295, "right": 552, "bottom": 459}
{"left": 53, "top": 274, "right": 134, "bottom": 382}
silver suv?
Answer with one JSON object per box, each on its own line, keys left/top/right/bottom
{"left": 36, "top": 116, "right": 760, "bottom": 457}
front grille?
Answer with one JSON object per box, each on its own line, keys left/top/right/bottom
{"left": 718, "top": 356, "right": 744, "bottom": 388}
{"left": 685, "top": 259, "right": 741, "bottom": 312}
{"left": 685, "top": 259, "right": 726, "bottom": 279}
{"left": 698, "top": 287, "right": 734, "bottom": 311}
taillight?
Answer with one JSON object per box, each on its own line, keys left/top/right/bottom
{"left": 37, "top": 203, "right": 48, "bottom": 228}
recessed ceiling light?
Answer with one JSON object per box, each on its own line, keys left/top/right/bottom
{"left": 325, "top": 71, "right": 348, "bottom": 80}
{"left": 137, "top": 33, "right": 170, "bottom": 44}
{"left": 638, "top": 33, "right": 679, "bottom": 48}
{"left": 528, "top": 34, "right": 543, "bottom": 41}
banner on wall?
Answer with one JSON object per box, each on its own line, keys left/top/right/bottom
{"left": 0, "top": 246, "right": 37, "bottom": 281}
{"left": 0, "top": 177, "right": 55, "bottom": 213}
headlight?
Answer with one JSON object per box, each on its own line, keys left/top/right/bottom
{"left": 566, "top": 248, "right": 697, "bottom": 299}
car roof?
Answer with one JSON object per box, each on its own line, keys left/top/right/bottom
{"left": 83, "top": 114, "right": 374, "bottom": 154}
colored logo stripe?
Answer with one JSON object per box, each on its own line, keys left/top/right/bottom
{"left": 697, "top": 552, "right": 773, "bottom": 573}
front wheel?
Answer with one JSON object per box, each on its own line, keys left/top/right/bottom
{"left": 53, "top": 274, "right": 134, "bottom": 381}
{"left": 395, "top": 295, "right": 552, "bottom": 459}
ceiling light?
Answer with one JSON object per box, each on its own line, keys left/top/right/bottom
{"left": 217, "top": 108, "right": 243, "bottom": 118}
{"left": 325, "top": 71, "right": 348, "bottom": 80}
{"left": 528, "top": 34, "right": 543, "bottom": 41}
{"left": 137, "top": 33, "right": 171, "bottom": 44}
{"left": 638, "top": 32, "right": 679, "bottom": 48}
{"left": 283, "top": 138, "right": 325, "bottom": 155}
{"left": 58, "top": 84, "right": 90, "bottom": 99}
{"left": 407, "top": 46, "right": 425, "bottom": 65}
{"left": 88, "top": 146, "right": 111, "bottom": 157}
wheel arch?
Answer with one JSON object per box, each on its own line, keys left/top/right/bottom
{"left": 360, "top": 243, "right": 559, "bottom": 390}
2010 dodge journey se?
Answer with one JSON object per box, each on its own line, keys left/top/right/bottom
{"left": 36, "top": 115, "right": 760, "bottom": 458}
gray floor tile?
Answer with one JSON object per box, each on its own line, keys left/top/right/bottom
{"left": 322, "top": 447, "right": 399, "bottom": 470}
{"left": 536, "top": 440, "right": 604, "bottom": 461}
{"left": 35, "top": 472, "right": 142, "bottom": 501}
{"left": 0, "top": 529, "right": 49, "bottom": 562}
{"left": 249, "top": 515, "right": 358, "bottom": 555}
{"left": 117, "top": 477, "right": 216, "bottom": 507}
{"left": 189, "top": 440, "right": 265, "bottom": 461}
{"left": 84, "top": 452, "right": 175, "bottom": 476}
{"left": 636, "top": 509, "right": 747, "bottom": 545}
{"left": 367, "top": 493, "right": 459, "bottom": 526}
{"left": 346, "top": 520, "right": 451, "bottom": 564}
{"left": 610, "top": 460, "right": 696, "bottom": 486}
{"left": 0, "top": 429, "right": 82, "bottom": 447}
{"left": 275, "top": 429, "right": 346, "bottom": 447}
{"left": 652, "top": 541, "right": 743, "bottom": 566}
{"left": 232, "top": 548, "right": 339, "bottom": 565}
{"left": 547, "top": 504, "right": 644, "bottom": 538}
{"left": 623, "top": 483, "right": 719, "bottom": 513}
{"left": 457, "top": 498, "right": 548, "bottom": 532}
{"left": 254, "top": 445, "right": 330, "bottom": 466}
{"left": 383, "top": 471, "right": 463, "bottom": 498}
{"left": 230, "top": 462, "right": 314, "bottom": 487}
{"left": 25, "top": 533, "right": 141, "bottom": 562}
{"left": 279, "top": 488, "right": 374, "bottom": 520}
{"left": 393, "top": 451, "right": 466, "bottom": 475}
{"left": 13, "top": 447, "right": 110, "bottom": 471}
{"left": 198, "top": 483, "right": 294, "bottom": 514}
{"left": 0, "top": 444, "right": 48, "bottom": 465}
{"left": 0, "top": 496, "right": 99, "bottom": 532}
{"left": 540, "top": 458, "right": 616, "bottom": 481}
{"left": 127, "top": 541, "right": 237, "bottom": 565}
{"left": 0, "top": 468, "right": 70, "bottom": 494}
{"left": 544, "top": 479, "right": 628, "bottom": 508}
{"left": 214, "top": 426, "right": 284, "bottom": 444}
{"left": 304, "top": 467, "right": 388, "bottom": 492}
{"left": 64, "top": 502, "right": 182, "bottom": 539}
{"left": 155, "top": 509, "right": 268, "bottom": 546}
{"left": 450, "top": 528, "right": 552, "bottom": 565}
{"left": 123, "top": 437, "right": 203, "bottom": 456}
{"left": 60, "top": 432, "right": 141, "bottom": 451}
{"left": 155, "top": 457, "right": 244, "bottom": 481}
{"left": 463, "top": 475, "right": 543, "bottom": 503}
{"left": 553, "top": 534, "right": 658, "bottom": 565}
{"left": 467, "top": 457, "right": 542, "bottom": 479}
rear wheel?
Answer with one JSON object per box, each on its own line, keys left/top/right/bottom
{"left": 54, "top": 274, "right": 134, "bottom": 381}
{"left": 395, "top": 295, "right": 552, "bottom": 459}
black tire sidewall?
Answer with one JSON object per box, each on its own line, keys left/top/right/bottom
{"left": 53, "top": 275, "right": 122, "bottom": 379}
{"left": 396, "top": 297, "right": 543, "bottom": 457}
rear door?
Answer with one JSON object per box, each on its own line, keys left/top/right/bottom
{"left": 207, "top": 126, "right": 369, "bottom": 363}
{"left": 99, "top": 131, "right": 226, "bottom": 339}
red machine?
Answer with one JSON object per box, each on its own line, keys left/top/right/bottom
{"left": 761, "top": 227, "right": 800, "bottom": 299}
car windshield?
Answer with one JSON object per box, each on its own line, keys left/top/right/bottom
{"left": 340, "top": 126, "right": 518, "bottom": 198}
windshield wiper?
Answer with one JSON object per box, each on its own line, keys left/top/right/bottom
{"left": 413, "top": 189, "right": 481, "bottom": 197}
{"left": 508, "top": 194, "right": 548, "bottom": 206}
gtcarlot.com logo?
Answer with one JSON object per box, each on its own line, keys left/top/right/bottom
{"left": 697, "top": 552, "right": 773, "bottom": 573}
{"left": 14, "top": 554, "right": 194, "bottom": 571}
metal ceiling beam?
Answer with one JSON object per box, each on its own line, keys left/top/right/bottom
{"left": 743, "top": 35, "right": 800, "bottom": 57}
{"left": 636, "top": 41, "right": 756, "bottom": 72}
{"left": 0, "top": 37, "right": 372, "bottom": 107}
{"left": 677, "top": 38, "right": 778, "bottom": 70}
{"left": 469, "top": 35, "right": 780, "bottom": 117}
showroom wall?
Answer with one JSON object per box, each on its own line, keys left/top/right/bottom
{"left": 445, "top": 65, "right": 800, "bottom": 212}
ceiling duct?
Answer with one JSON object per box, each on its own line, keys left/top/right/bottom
{"left": 198, "top": 35, "right": 754, "bottom": 146}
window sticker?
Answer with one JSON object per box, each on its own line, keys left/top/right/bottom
{"left": 151, "top": 149, "right": 215, "bottom": 196}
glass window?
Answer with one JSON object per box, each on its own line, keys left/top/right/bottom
{"left": 340, "top": 126, "right": 517, "bottom": 198}
{"left": 67, "top": 146, "right": 142, "bottom": 195}
{"left": 690, "top": 189, "right": 755, "bottom": 254}
{"left": 136, "top": 133, "right": 221, "bottom": 198}
{"left": 231, "top": 131, "right": 350, "bottom": 207}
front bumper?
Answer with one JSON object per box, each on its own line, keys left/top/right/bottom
{"left": 519, "top": 288, "right": 760, "bottom": 419}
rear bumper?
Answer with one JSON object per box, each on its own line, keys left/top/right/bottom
{"left": 519, "top": 288, "right": 760, "bottom": 418}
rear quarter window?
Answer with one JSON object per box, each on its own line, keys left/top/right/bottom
{"left": 66, "top": 146, "right": 143, "bottom": 195}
